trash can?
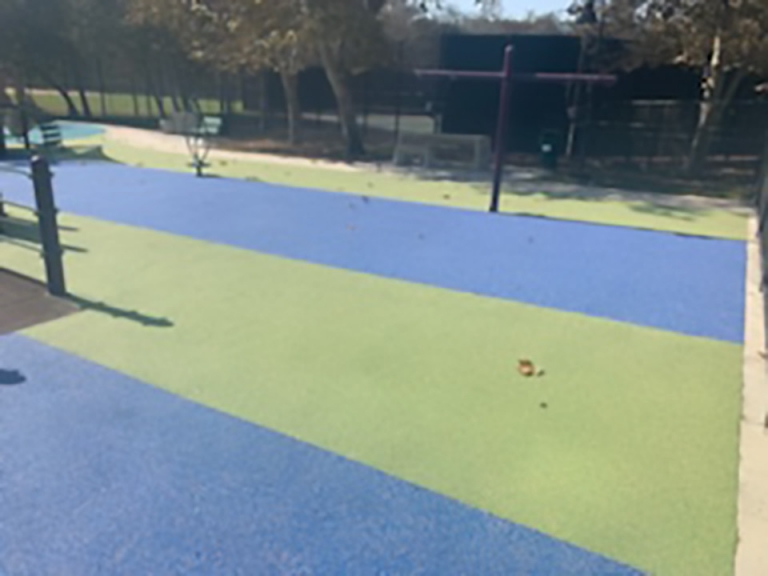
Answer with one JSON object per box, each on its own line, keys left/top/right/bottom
{"left": 539, "top": 130, "right": 560, "bottom": 171}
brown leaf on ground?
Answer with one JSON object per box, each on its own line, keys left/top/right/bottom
{"left": 518, "top": 359, "right": 546, "bottom": 378}
{"left": 518, "top": 359, "right": 536, "bottom": 377}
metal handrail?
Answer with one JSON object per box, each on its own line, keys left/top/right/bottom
{"left": 0, "top": 199, "right": 36, "bottom": 213}
{"left": 0, "top": 235, "right": 41, "bottom": 254}
{"left": 0, "top": 164, "right": 31, "bottom": 178}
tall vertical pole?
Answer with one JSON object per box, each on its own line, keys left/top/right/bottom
{"left": 393, "top": 42, "right": 404, "bottom": 146}
{"left": 31, "top": 156, "right": 66, "bottom": 297}
{"left": 490, "top": 45, "right": 513, "bottom": 213}
{"left": 20, "top": 106, "right": 31, "bottom": 152}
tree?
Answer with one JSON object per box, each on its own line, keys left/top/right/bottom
{"left": 300, "top": 0, "right": 392, "bottom": 159}
{"left": 126, "top": 0, "right": 213, "bottom": 115}
{"left": 380, "top": 0, "right": 461, "bottom": 68}
{"left": 128, "top": 0, "right": 315, "bottom": 144}
{"left": 0, "top": 0, "right": 82, "bottom": 116}
{"left": 200, "top": 0, "right": 314, "bottom": 144}
{"left": 459, "top": 12, "right": 570, "bottom": 35}
{"left": 596, "top": 0, "right": 768, "bottom": 173}
{"left": 0, "top": 0, "right": 140, "bottom": 118}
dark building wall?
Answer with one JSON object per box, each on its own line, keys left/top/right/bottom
{"left": 439, "top": 34, "right": 585, "bottom": 152}
{"left": 243, "top": 68, "right": 432, "bottom": 118}
{"left": 436, "top": 34, "right": 746, "bottom": 155}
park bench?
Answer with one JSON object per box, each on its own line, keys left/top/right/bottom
{"left": 160, "top": 112, "right": 224, "bottom": 177}
{"left": 393, "top": 132, "right": 492, "bottom": 171}
{"left": 159, "top": 112, "right": 224, "bottom": 138}
{"left": 159, "top": 111, "right": 196, "bottom": 135}
{"left": 38, "top": 121, "right": 62, "bottom": 149}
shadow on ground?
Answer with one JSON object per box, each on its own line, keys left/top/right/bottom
{"left": 67, "top": 294, "right": 174, "bottom": 328}
{"left": 0, "top": 369, "right": 25, "bottom": 385}
{"left": 0, "top": 215, "right": 87, "bottom": 253}
{"left": 1, "top": 143, "right": 113, "bottom": 165}
{"left": 397, "top": 163, "right": 747, "bottom": 222}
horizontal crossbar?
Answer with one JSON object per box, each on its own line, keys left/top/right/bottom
{"left": 0, "top": 199, "right": 36, "bottom": 213}
{"left": 0, "top": 165, "right": 31, "bottom": 178}
{"left": 0, "top": 235, "right": 41, "bottom": 254}
{"left": 415, "top": 69, "right": 616, "bottom": 85}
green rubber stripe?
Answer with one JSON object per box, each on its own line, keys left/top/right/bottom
{"left": 98, "top": 138, "right": 749, "bottom": 241}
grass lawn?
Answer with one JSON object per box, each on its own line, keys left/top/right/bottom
{"left": 24, "top": 89, "right": 238, "bottom": 118}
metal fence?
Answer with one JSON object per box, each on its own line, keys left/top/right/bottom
{"left": 16, "top": 61, "right": 768, "bottom": 173}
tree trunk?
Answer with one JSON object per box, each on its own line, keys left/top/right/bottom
{"left": 688, "top": 7, "right": 742, "bottom": 175}
{"left": 32, "top": 65, "right": 79, "bottom": 117}
{"left": 280, "top": 70, "right": 302, "bottom": 145}
{"left": 317, "top": 41, "right": 365, "bottom": 159}
{"left": 259, "top": 69, "right": 269, "bottom": 133}
{"left": 175, "top": 66, "right": 193, "bottom": 112}
{"left": 688, "top": 75, "right": 745, "bottom": 175}
{"left": 154, "top": 93, "right": 167, "bottom": 117}
{"left": 72, "top": 63, "right": 92, "bottom": 118}
{"left": 11, "top": 78, "right": 32, "bottom": 150}
{"left": 58, "top": 88, "right": 80, "bottom": 117}
{"left": 217, "top": 71, "right": 225, "bottom": 114}
{"left": 130, "top": 75, "right": 140, "bottom": 116}
{"left": 166, "top": 66, "right": 181, "bottom": 112}
{"left": 77, "top": 87, "right": 92, "bottom": 118}
{"left": 46, "top": 80, "right": 80, "bottom": 117}
{"left": 145, "top": 66, "right": 165, "bottom": 117}
{"left": 96, "top": 58, "right": 107, "bottom": 116}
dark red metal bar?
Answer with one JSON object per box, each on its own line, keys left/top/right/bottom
{"left": 490, "top": 45, "right": 513, "bottom": 213}
{"left": 415, "top": 69, "right": 615, "bottom": 85}
{"left": 529, "top": 72, "right": 616, "bottom": 84}
{"left": 414, "top": 69, "right": 505, "bottom": 80}
{"left": 415, "top": 53, "right": 616, "bottom": 214}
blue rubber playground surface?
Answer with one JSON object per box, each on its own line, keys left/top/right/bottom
{"left": 0, "top": 162, "right": 745, "bottom": 342}
{"left": 0, "top": 159, "right": 747, "bottom": 575}
{"left": 0, "top": 334, "right": 640, "bottom": 576}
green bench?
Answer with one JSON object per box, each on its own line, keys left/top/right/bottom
{"left": 183, "top": 115, "right": 224, "bottom": 177}
{"left": 39, "top": 121, "right": 62, "bottom": 149}
{"left": 159, "top": 112, "right": 224, "bottom": 137}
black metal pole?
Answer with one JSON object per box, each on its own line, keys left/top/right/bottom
{"left": 394, "top": 42, "right": 404, "bottom": 145}
{"left": 490, "top": 45, "right": 514, "bottom": 213}
{"left": 20, "top": 105, "right": 31, "bottom": 152}
{"left": 362, "top": 72, "right": 369, "bottom": 139}
{"left": 31, "top": 156, "right": 66, "bottom": 297}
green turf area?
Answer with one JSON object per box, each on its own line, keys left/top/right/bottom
{"left": 24, "top": 90, "right": 238, "bottom": 118}
{"left": 96, "top": 137, "right": 750, "bottom": 241}
{"left": 0, "top": 208, "right": 741, "bottom": 575}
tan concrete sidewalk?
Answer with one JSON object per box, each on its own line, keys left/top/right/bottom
{"left": 735, "top": 215, "right": 768, "bottom": 575}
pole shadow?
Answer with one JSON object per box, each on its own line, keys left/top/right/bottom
{"left": 0, "top": 369, "right": 26, "bottom": 386}
{"left": 67, "top": 295, "right": 174, "bottom": 328}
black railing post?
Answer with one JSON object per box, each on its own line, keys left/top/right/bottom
{"left": 490, "top": 45, "right": 514, "bottom": 214}
{"left": 31, "top": 156, "right": 66, "bottom": 297}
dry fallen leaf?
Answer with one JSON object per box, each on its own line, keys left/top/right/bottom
{"left": 519, "top": 359, "right": 546, "bottom": 378}
{"left": 518, "top": 359, "right": 536, "bottom": 377}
